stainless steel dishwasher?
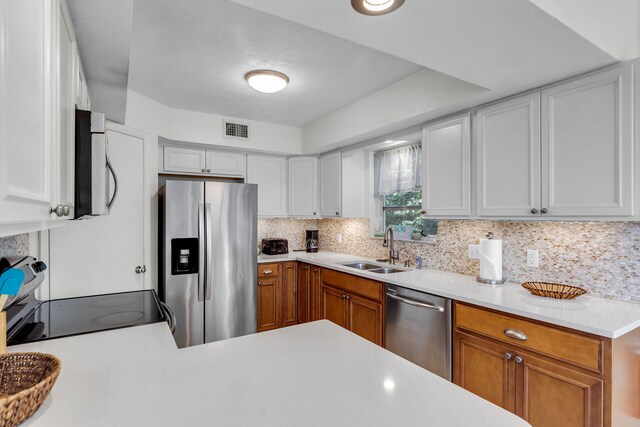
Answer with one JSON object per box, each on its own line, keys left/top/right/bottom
{"left": 385, "top": 284, "right": 452, "bottom": 380}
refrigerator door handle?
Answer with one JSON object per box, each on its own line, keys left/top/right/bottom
{"left": 197, "top": 203, "right": 206, "bottom": 302}
{"left": 205, "top": 202, "right": 213, "bottom": 301}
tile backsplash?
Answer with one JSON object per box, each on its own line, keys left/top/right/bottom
{"left": 259, "top": 218, "right": 640, "bottom": 304}
{"left": 0, "top": 234, "right": 30, "bottom": 259}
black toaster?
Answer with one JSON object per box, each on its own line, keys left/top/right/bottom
{"left": 261, "top": 239, "right": 289, "bottom": 255}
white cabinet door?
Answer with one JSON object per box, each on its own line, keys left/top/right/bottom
{"left": 163, "top": 146, "right": 206, "bottom": 174}
{"left": 288, "top": 157, "right": 317, "bottom": 217}
{"left": 476, "top": 93, "right": 541, "bottom": 217}
{"left": 341, "top": 150, "right": 367, "bottom": 218}
{"left": 0, "top": 0, "right": 55, "bottom": 225}
{"left": 247, "top": 154, "right": 287, "bottom": 216}
{"left": 49, "top": 127, "right": 146, "bottom": 298}
{"left": 52, "top": 2, "right": 75, "bottom": 220}
{"left": 422, "top": 114, "right": 471, "bottom": 216}
{"left": 541, "top": 65, "right": 634, "bottom": 217}
{"left": 205, "top": 150, "right": 246, "bottom": 177}
{"left": 319, "top": 151, "right": 342, "bottom": 217}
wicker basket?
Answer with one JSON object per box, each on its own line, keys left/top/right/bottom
{"left": 521, "top": 281, "right": 587, "bottom": 300}
{"left": 0, "top": 353, "right": 61, "bottom": 427}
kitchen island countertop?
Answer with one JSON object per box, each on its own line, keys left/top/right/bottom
{"left": 259, "top": 251, "right": 640, "bottom": 338}
{"left": 13, "top": 321, "right": 529, "bottom": 427}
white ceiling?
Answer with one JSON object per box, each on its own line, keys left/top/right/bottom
{"left": 127, "top": 0, "right": 424, "bottom": 127}
{"left": 67, "top": 0, "right": 133, "bottom": 123}
{"left": 230, "top": 0, "right": 616, "bottom": 94}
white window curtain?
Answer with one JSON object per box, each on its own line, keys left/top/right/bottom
{"left": 373, "top": 144, "right": 422, "bottom": 196}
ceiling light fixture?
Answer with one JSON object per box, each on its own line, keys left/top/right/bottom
{"left": 244, "top": 69, "right": 289, "bottom": 94}
{"left": 352, "top": 0, "right": 405, "bottom": 16}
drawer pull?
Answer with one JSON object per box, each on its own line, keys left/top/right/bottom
{"left": 515, "top": 355, "right": 523, "bottom": 364}
{"left": 262, "top": 269, "right": 273, "bottom": 275}
{"left": 504, "top": 328, "right": 528, "bottom": 341}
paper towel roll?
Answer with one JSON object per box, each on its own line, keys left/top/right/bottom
{"left": 479, "top": 239, "right": 503, "bottom": 281}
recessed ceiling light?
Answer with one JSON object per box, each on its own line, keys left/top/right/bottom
{"left": 244, "top": 70, "right": 289, "bottom": 94}
{"left": 352, "top": 0, "right": 405, "bottom": 16}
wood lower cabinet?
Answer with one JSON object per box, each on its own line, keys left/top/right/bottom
{"left": 296, "top": 263, "right": 311, "bottom": 323}
{"left": 257, "top": 275, "right": 280, "bottom": 332}
{"left": 281, "top": 262, "right": 297, "bottom": 327}
{"left": 318, "top": 269, "right": 384, "bottom": 346}
{"left": 310, "top": 265, "right": 321, "bottom": 321}
{"left": 454, "top": 302, "right": 609, "bottom": 427}
{"left": 455, "top": 331, "right": 516, "bottom": 412}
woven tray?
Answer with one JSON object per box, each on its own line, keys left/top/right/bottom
{"left": 521, "top": 281, "right": 587, "bottom": 300}
{"left": 0, "top": 352, "right": 61, "bottom": 427}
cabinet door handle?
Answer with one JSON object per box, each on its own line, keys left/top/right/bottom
{"left": 50, "top": 205, "right": 65, "bottom": 217}
{"left": 207, "top": 169, "right": 211, "bottom": 173}
{"left": 515, "top": 356, "right": 523, "bottom": 364}
{"left": 530, "top": 208, "right": 538, "bottom": 214}
{"left": 541, "top": 208, "right": 548, "bottom": 214}
{"left": 258, "top": 281, "right": 262, "bottom": 286}
{"left": 420, "top": 209, "right": 426, "bottom": 215}
{"left": 201, "top": 169, "right": 206, "bottom": 173}
{"left": 504, "top": 328, "right": 528, "bottom": 341}
{"left": 262, "top": 269, "right": 273, "bottom": 275}
{"left": 504, "top": 352, "right": 513, "bottom": 360}
{"left": 335, "top": 212, "right": 339, "bottom": 216}
{"left": 63, "top": 205, "right": 71, "bottom": 216}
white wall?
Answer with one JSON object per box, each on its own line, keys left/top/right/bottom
{"left": 125, "top": 90, "right": 303, "bottom": 155}
{"left": 530, "top": 0, "right": 640, "bottom": 61}
{"left": 301, "top": 69, "right": 487, "bottom": 154}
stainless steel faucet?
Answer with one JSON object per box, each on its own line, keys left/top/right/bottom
{"left": 382, "top": 226, "right": 399, "bottom": 265}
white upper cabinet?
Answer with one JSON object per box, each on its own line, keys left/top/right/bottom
{"left": 247, "top": 154, "right": 287, "bottom": 217}
{"left": 541, "top": 64, "right": 634, "bottom": 217}
{"left": 341, "top": 149, "right": 368, "bottom": 218}
{"left": 422, "top": 114, "right": 471, "bottom": 217}
{"left": 163, "top": 146, "right": 246, "bottom": 177}
{"left": 476, "top": 93, "right": 541, "bottom": 217}
{"left": 204, "top": 150, "right": 246, "bottom": 177}
{"left": 52, "top": 1, "right": 76, "bottom": 220}
{"left": 163, "top": 146, "right": 207, "bottom": 174}
{"left": 0, "top": 0, "right": 56, "bottom": 227}
{"left": 288, "top": 157, "right": 317, "bottom": 217}
{"left": 319, "top": 151, "right": 342, "bottom": 217}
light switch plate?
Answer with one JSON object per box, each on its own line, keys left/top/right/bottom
{"left": 527, "top": 249, "right": 539, "bottom": 268}
{"left": 468, "top": 244, "right": 480, "bottom": 259}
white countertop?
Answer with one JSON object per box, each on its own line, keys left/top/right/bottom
{"left": 259, "top": 252, "right": 640, "bottom": 338}
{"left": 13, "top": 322, "right": 529, "bottom": 427}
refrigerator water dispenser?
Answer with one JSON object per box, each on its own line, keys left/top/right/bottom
{"left": 171, "top": 238, "right": 199, "bottom": 275}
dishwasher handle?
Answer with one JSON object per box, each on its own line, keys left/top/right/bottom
{"left": 386, "top": 292, "right": 445, "bottom": 312}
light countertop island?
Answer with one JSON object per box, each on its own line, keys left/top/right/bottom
{"left": 259, "top": 251, "right": 640, "bottom": 338}
{"left": 12, "top": 321, "right": 529, "bottom": 427}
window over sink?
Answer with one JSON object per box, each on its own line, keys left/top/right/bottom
{"left": 372, "top": 144, "right": 437, "bottom": 241}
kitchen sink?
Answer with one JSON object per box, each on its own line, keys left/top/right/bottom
{"left": 341, "top": 262, "right": 382, "bottom": 270}
{"left": 341, "top": 262, "right": 408, "bottom": 274}
{"left": 368, "top": 267, "right": 406, "bottom": 274}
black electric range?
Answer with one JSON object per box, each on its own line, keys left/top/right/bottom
{"left": 5, "top": 257, "right": 169, "bottom": 346}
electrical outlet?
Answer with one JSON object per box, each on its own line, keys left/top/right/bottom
{"left": 336, "top": 233, "right": 343, "bottom": 244}
{"left": 468, "top": 244, "right": 480, "bottom": 259}
{"left": 527, "top": 249, "right": 539, "bottom": 268}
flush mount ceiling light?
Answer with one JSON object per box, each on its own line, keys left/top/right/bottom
{"left": 244, "top": 69, "right": 289, "bottom": 94}
{"left": 351, "top": 0, "right": 405, "bottom": 16}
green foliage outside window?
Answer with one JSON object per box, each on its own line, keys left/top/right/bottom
{"left": 376, "top": 191, "right": 438, "bottom": 238}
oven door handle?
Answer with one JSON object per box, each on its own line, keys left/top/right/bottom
{"left": 386, "top": 292, "right": 445, "bottom": 312}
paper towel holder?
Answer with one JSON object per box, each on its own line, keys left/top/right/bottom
{"left": 476, "top": 276, "right": 506, "bottom": 285}
{"left": 476, "top": 231, "right": 506, "bottom": 285}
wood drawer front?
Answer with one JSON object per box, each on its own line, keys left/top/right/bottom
{"left": 321, "top": 269, "right": 383, "bottom": 302}
{"left": 258, "top": 263, "right": 279, "bottom": 278}
{"left": 455, "top": 303, "right": 603, "bottom": 372}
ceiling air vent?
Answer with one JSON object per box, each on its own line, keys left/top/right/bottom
{"left": 223, "top": 120, "right": 250, "bottom": 140}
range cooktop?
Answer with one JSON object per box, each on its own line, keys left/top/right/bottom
{"left": 8, "top": 290, "right": 166, "bottom": 345}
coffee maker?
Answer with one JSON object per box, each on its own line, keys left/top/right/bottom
{"left": 306, "top": 230, "right": 319, "bottom": 253}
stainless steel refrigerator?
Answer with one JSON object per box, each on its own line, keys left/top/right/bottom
{"left": 159, "top": 180, "right": 257, "bottom": 348}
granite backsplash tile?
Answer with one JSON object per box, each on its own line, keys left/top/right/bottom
{"left": 258, "top": 218, "right": 319, "bottom": 252}
{"left": 0, "top": 234, "right": 30, "bottom": 259}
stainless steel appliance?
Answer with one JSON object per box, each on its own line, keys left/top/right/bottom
{"left": 385, "top": 284, "right": 452, "bottom": 380}
{"left": 74, "top": 109, "right": 118, "bottom": 219}
{"left": 4, "top": 257, "right": 171, "bottom": 345}
{"left": 159, "top": 180, "right": 258, "bottom": 348}
{"left": 261, "top": 239, "right": 288, "bottom": 255}
{"left": 306, "top": 229, "right": 319, "bottom": 253}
